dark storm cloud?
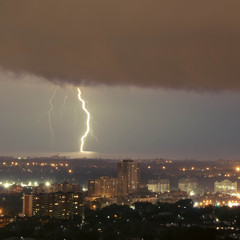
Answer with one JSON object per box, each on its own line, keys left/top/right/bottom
{"left": 0, "top": 0, "right": 240, "bottom": 90}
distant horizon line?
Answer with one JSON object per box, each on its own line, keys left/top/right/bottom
{"left": 0, "top": 151, "right": 239, "bottom": 162}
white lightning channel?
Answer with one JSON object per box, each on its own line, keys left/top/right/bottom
{"left": 77, "top": 87, "right": 90, "bottom": 152}
{"left": 48, "top": 87, "right": 58, "bottom": 139}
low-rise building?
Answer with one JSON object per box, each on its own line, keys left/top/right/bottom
{"left": 178, "top": 178, "right": 198, "bottom": 195}
{"left": 147, "top": 179, "right": 170, "bottom": 193}
{"left": 214, "top": 179, "right": 237, "bottom": 195}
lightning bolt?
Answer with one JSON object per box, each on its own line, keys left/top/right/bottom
{"left": 48, "top": 87, "right": 58, "bottom": 139}
{"left": 59, "top": 93, "right": 68, "bottom": 119}
{"left": 77, "top": 87, "right": 90, "bottom": 152}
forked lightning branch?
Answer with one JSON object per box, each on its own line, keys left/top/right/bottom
{"left": 43, "top": 87, "right": 91, "bottom": 153}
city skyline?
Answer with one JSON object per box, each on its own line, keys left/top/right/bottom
{"left": 1, "top": 1, "right": 240, "bottom": 239}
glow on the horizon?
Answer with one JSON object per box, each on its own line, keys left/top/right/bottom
{"left": 77, "top": 88, "right": 90, "bottom": 152}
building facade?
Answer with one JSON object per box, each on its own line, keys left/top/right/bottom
{"left": 23, "top": 192, "right": 84, "bottom": 219}
{"left": 88, "top": 176, "right": 118, "bottom": 198}
{"left": 178, "top": 178, "right": 198, "bottom": 194}
{"left": 117, "top": 160, "right": 140, "bottom": 196}
{"left": 147, "top": 179, "right": 170, "bottom": 193}
{"left": 214, "top": 179, "right": 237, "bottom": 195}
{"left": 23, "top": 194, "right": 33, "bottom": 217}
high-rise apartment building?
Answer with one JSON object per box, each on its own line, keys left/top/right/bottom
{"left": 23, "top": 194, "right": 33, "bottom": 217}
{"left": 23, "top": 192, "right": 84, "bottom": 219}
{"left": 88, "top": 176, "right": 118, "bottom": 198}
{"left": 117, "top": 159, "right": 140, "bottom": 196}
{"left": 88, "top": 179, "right": 99, "bottom": 197}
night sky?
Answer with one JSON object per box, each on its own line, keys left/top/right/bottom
{"left": 0, "top": 0, "right": 240, "bottom": 159}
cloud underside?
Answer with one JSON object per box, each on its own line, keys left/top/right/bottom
{"left": 0, "top": 0, "right": 240, "bottom": 90}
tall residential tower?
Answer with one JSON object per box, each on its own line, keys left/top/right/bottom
{"left": 117, "top": 159, "right": 140, "bottom": 196}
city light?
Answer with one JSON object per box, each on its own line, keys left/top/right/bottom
{"left": 45, "top": 182, "right": 51, "bottom": 187}
{"left": 3, "top": 183, "right": 10, "bottom": 188}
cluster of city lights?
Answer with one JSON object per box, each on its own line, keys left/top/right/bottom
{"left": 0, "top": 162, "right": 70, "bottom": 167}
{"left": 194, "top": 200, "right": 240, "bottom": 208}
{"left": 0, "top": 161, "right": 72, "bottom": 173}
{"left": 0, "top": 181, "right": 52, "bottom": 188}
